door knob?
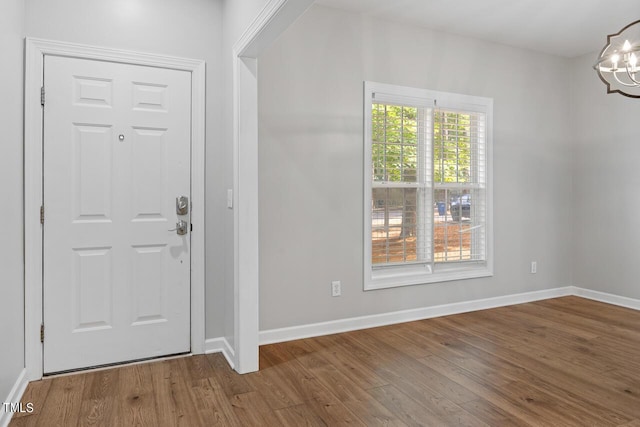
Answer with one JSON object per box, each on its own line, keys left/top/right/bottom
{"left": 176, "top": 196, "right": 189, "bottom": 215}
{"left": 169, "top": 220, "right": 188, "bottom": 235}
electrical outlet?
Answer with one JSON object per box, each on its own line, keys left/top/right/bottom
{"left": 531, "top": 261, "right": 537, "bottom": 274}
{"left": 331, "top": 280, "right": 341, "bottom": 297}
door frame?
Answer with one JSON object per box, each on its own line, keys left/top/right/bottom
{"left": 24, "top": 37, "right": 206, "bottom": 380}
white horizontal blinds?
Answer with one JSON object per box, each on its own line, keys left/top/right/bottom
{"left": 433, "top": 108, "right": 487, "bottom": 263}
{"left": 417, "top": 107, "right": 432, "bottom": 263}
{"left": 371, "top": 101, "right": 432, "bottom": 266}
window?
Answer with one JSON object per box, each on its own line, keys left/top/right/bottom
{"left": 364, "top": 82, "right": 493, "bottom": 290}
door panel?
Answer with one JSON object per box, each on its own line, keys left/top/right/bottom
{"left": 43, "top": 55, "right": 191, "bottom": 373}
{"left": 73, "top": 124, "right": 113, "bottom": 219}
{"left": 72, "top": 247, "right": 113, "bottom": 332}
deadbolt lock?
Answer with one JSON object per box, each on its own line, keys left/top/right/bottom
{"left": 176, "top": 196, "right": 189, "bottom": 215}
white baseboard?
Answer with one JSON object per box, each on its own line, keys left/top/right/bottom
{"left": 572, "top": 286, "right": 640, "bottom": 311}
{"left": 204, "top": 337, "right": 235, "bottom": 369}
{"left": 1, "top": 368, "right": 29, "bottom": 427}
{"left": 259, "top": 286, "right": 575, "bottom": 345}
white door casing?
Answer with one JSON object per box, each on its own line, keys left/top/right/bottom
{"left": 43, "top": 56, "right": 191, "bottom": 373}
{"left": 25, "top": 38, "right": 205, "bottom": 380}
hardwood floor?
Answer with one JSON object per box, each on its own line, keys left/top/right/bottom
{"left": 10, "top": 296, "right": 640, "bottom": 426}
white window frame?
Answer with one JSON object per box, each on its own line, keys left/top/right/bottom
{"left": 364, "top": 81, "right": 494, "bottom": 290}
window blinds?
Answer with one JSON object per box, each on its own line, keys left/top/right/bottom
{"left": 371, "top": 103, "right": 487, "bottom": 267}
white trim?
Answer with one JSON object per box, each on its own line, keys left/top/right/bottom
{"left": 259, "top": 287, "right": 640, "bottom": 346}
{"left": 234, "top": 0, "right": 287, "bottom": 57}
{"left": 24, "top": 38, "right": 206, "bottom": 381}
{"left": 232, "top": 55, "right": 260, "bottom": 374}
{"left": 1, "top": 369, "right": 29, "bottom": 427}
{"left": 204, "top": 337, "right": 236, "bottom": 370}
{"left": 234, "top": 0, "right": 314, "bottom": 58}
{"left": 366, "top": 266, "right": 494, "bottom": 291}
{"left": 230, "top": 0, "right": 313, "bottom": 374}
{"left": 189, "top": 48, "right": 207, "bottom": 357}
{"left": 259, "top": 287, "right": 574, "bottom": 345}
{"left": 572, "top": 287, "right": 640, "bottom": 311}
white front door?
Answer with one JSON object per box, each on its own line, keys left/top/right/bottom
{"left": 43, "top": 55, "right": 192, "bottom": 373}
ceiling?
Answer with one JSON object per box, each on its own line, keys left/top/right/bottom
{"left": 314, "top": 0, "right": 640, "bottom": 58}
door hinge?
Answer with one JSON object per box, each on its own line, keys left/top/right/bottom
{"left": 41, "top": 86, "right": 45, "bottom": 106}
{"left": 40, "top": 205, "right": 45, "bottom": 225}
{"left": 190, "top": 223, "right": 193, "bottom": 232}
{"left": 40, "top": 324, "right": 45, "bottom": 343}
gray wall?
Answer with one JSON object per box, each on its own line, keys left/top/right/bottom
{"left": 571, "top": 53, "right": 640, "bottom": 299}
{"left": 0, "top": 0, "right": 25, "bottom": 402}
{"left": 257, "top": 5, "right": 574, "bottom": 331}
{"left": 24, "top": 0, "right": 227, "bottom": 339}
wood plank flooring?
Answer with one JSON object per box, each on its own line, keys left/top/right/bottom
{"left": 10, "top": 296, "right": 640, "bottom": 426}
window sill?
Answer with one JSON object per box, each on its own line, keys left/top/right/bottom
{"left": 364, "top": 263, "right": 493, "bottom": 291}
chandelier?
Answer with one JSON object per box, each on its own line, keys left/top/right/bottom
{"left": 594, "top": 20, "right": 640, "bottom": 98}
